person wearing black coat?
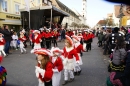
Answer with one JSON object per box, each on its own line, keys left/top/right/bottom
{"left": 2, "top": 25, "right": 13, "bottom": 55}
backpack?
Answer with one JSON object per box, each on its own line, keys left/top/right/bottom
{"left": 17, "top": 40, "right": 20, "bottom": 45}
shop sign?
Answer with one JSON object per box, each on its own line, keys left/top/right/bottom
{"left": 6, "top": 15, "right": 20, "bottom": 20}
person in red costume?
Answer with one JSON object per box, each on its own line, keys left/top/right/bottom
{"left": 0, "top": 33, "right": 6, "bottom": 57}
{"left": 32, "top": 30, "right": 42, "bottom": 49}
{"left": 50, "top": 47, "right": 63, "bottom": 86}
{"left": 72, "top": 35, "right": 85, "bottom": 76}
{"left": 83, "top": 30, "right": 91, "bottom": 52}
{"left": 19, "top": 31, "right": 27, "bottom": 54}
{"left": 52, "top": 29, "right": 59, "bottom": 47}
{"left": 31, "top": 48, "right": 53, "bottom": 86}
{"left": 88, "top": 30, "right": 95, "bottom": 50}
{"left": 44, "top": 29, "right": 52, "bottom": 49}
{"left": 61, "top": 35, "right": 80, "bottom": 85}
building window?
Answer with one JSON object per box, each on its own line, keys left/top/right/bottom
{"left": 43, "top": 0, "right": 47, "bottom": 4}
{"left": 48, "top": 1, "right": 52, "bottom": 6}
{"left": 2, "top": 0, "right": 7, "bottom": 12}
{"left": 38, "top": 0, "right": 40, "bottom": 4}
{"left": 83, "top": 8, "right": 84, "bottom": 10}
{"left": 15, "top": 4, "right": 19, "bottom": 14}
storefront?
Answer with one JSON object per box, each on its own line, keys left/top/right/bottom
{"left": 0, "top": 12, "right": 21, "bottom": 32}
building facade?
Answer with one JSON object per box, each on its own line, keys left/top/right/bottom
{"left": 0, "top": 0, "right": 22, "bottom": 31}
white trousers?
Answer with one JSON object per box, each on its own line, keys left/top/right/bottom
{"left": 20, "top": 42, "right": 26, "bottom": 53}
{"left": 52, "top": 72, "right": 61, "bottom": 86}
{"left": 38, "top": 79, "right": 45, "bottom": 86}
{"left": 0, "top": 50, "right": 6, "bottom": 56}
{"left": 12, "top": 40, "right": 17, "bottom": 48}
{"left": 74, "top": 65, "right": 81, "bottom": 72}
{"left": 64, "top": 69, "right": 74, "bottom": 80}
{"left": 0, "top": 46, "right": 6, "bottom": 56}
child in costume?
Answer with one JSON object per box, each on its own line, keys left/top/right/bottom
{"left": 50, "top": 47, "right": 63, "bottom": 86}
{"left": 31, "top": 48, "right": 53, "bottom": 86}
{"left": 19, "top": 31, "right": 27, "bottom": 54}
{"left": 32, "top": 30, "right": 42, "bottom": 49}
{"left": 61, "top": 35, "right": 80, "bottom": 85}
{"left": 0, "top": 33, "right": 6, "bottom": 57}
{"left": 72, "top": 35, "right": 85, "bottom": 76}
{"left": 0, "top": 55, "right": 7, "bottom": 86}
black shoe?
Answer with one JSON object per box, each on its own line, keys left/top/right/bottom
{"left": 62, "top": 81, "right": 68, "bottom": 85}
{"left": 69, "top": 78, "right": 74, "bottom": 82}
{"left": 74, "top": 72, "right": 77, "bottom": 76}
{"left": 77, "top": 70, "right": 82, "bottom": 75}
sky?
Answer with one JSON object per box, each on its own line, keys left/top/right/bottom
{"left": 59, "top": 0, "right": 116, "bottom": 27}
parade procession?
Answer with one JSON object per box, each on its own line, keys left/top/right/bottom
{"left": 0, "top": 0, "right": 130, "bottom": 86}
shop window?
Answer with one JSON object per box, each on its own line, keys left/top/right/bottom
{"left": 15, "top": 4, "right": 19, "bottom": 14}
{"left": 2, "top": 0, "right": 7, "bottom": 12}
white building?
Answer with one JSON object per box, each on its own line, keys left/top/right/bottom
{"left": 72, "top": 8, "right": 86, "bottom": 25}
{"left": 82, "top": 0, "right": 87, "bottom": 24}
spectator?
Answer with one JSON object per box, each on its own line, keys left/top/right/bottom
{"left": 2, "top": 25, "right": 13, "bottom": 55}
{"left": 98, "top": 31, "right": 103, "bottom": 47}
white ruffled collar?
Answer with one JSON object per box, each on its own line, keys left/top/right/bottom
{"left": 75, "top": 42, "right": 80, "bottom": 48}
{"left": 65, "top": 47, "right": 73, "bottom": 52}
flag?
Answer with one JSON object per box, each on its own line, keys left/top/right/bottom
{"left": 24, "top": 0, "right": 30, "bottom": 12}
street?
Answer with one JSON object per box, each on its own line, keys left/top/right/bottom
{"left": 2, "top": 38, "right": 109, "bottom": 86}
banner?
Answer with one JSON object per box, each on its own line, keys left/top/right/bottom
{"left": 24, "top": 0, "right": 30, "bottom": 12}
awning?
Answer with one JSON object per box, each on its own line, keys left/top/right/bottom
{"left": 20, "top": 6, "right": 69, "bottom": 17}
{"left": 1, "top": 20, "right": 21, "bottom": 25}
{"left": 0, "top": 18, "right": 5, "bottom": 20}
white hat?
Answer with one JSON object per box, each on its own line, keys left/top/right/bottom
{"left": 65, "top": 35, "right": 73, "bottom": 45}
{"left": 33, "top": 30, "right": 40, "bottom": 34}
{"left": 51, "top": 47, "right": 63, "bottom": 55}
{"left": 31, "top": 48, "right": 52, "bottom": 56}
{"left": 84, "top": 29, "right": 88, "bottom": 32}
{"left": 72, "top": 35, "right": 80, "bottom": 42}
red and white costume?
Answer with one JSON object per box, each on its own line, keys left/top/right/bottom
{"left": 50, "top": 47, "right": 63, "bottom": 86}
{"left": 32, "top": 30, "right": 42, "bottom": 49}
{"left": 0, "top": 33, "right": 6, "bottom": 56}
{"left": 33, "top": 48, "right": 53, "bottom": 86}
{"left": 61, "top": 35, "right": 79, "bottom": 81}
{"left": 19, "top": 32, "right": 27, "bottom": 53}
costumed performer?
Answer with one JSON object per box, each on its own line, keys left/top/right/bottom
{"left": 0, "top": 33, "right": 6, "bottom": 57}
{"left": 31, "top": 48, "right": 53, "bottom": 86}
{"left": 50, "top": 47, "right": 63, "bottom": 86}
{"left": 61, "top": 35, "right": 80, "bottom": 85}
{"left": 72, "top": 35, "right": 85, "bottom": 76}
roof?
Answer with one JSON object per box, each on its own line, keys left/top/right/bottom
{"left": 97, "top": 20, "right": 106, "bottom": 26}
{"left": 55, "top": 0, "right": 80, "bottom": 19}
{"left": 114, "top": 5, "right": 130, "bottom": 18}
{"left": 20, "top": 6, "right": 69, "bottom": 17}
{"left": 107, "top": 13, "right": 113, "bottom": 18}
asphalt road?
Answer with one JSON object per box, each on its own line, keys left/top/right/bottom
{"left": 2, "top": 38, "right": 110, "bottom": 86}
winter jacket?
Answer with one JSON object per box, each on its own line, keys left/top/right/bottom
{"left": 112, "top": 48, "right": 127, "bottom": 65}
{"left": 2, "top": 29, "right": 13, "bottom": 41}
{"left": 98, "top": 33, "right": 103, "bottom": 41}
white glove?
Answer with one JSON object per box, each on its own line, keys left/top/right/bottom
{"left": 35, "top": 66, "right": 45, "bottom": 78}
{"left": 35, "top": 68, "right": 39, "bottom": 78}
{"left": 76, "top": 61, "right": 80, "bottom": 64}
{"left": 52, "top": 69, "right": 59, "bottom": 73}
{"left": 1, "top": 40, "right": 3, "bottom": 42}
